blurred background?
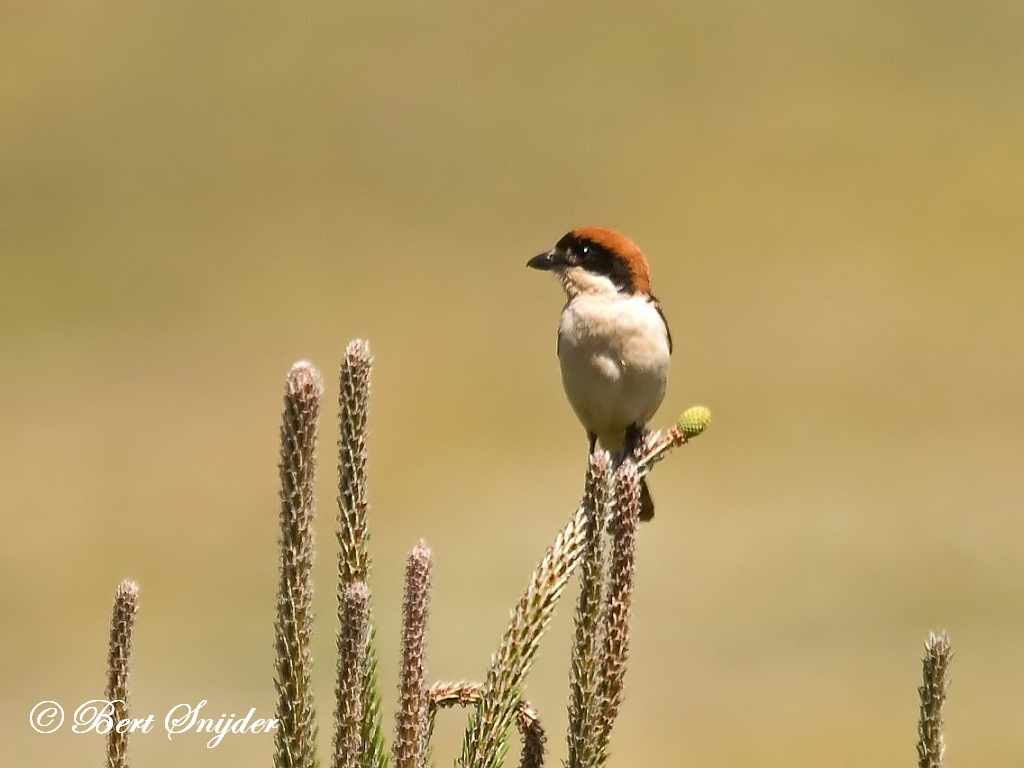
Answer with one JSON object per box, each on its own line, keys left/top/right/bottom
{"left": 1, "top": 2, "right": 1021, "bottom": 766}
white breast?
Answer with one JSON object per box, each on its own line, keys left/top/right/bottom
{"left": 557, "top": 292, "right": 671, "bottom": 451}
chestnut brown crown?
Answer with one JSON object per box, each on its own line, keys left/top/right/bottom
{"left": 527, "top": 226, "right": 652, "bottom": 295}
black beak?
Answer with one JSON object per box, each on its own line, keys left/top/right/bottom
{"left": 526, "top": 248, "right": 568, "bottom": 271}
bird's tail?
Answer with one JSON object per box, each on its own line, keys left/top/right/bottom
{"left": 639, "top": 477, "right": 655, "bottom": 521}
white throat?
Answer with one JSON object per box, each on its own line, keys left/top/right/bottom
{"left": 558, "top": 266, "right": 622, "bottom": 299}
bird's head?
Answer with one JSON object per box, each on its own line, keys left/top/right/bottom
{"left": 527, "top": 226, "right": 652, "bottom": 297}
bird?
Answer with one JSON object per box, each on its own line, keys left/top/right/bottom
{"left": 527, "top": 226, "right": 672, "bottom": 521}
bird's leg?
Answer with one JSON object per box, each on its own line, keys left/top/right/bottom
{"left": 623, "top": 423, "right": 647, "bottom": 464}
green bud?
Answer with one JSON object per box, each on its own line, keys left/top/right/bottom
{"left": 678, "top": 406, "right": 711, "bottom": 438}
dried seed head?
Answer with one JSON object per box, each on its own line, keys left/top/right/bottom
{"left": 106, "top": 580, "right": 139, "bottom": 768}
{"left": 335, "top": 582, "right": 371, "bottom": 768}
{"left": 394, "top": 541, "right": 433, "bottom": 768}
{"left": 917, "top": 631, "right": 951, "bottom": 768}
{"left": 275, "top": 361, "right": 322, "bottom": 768}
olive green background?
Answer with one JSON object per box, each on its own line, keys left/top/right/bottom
{"left": 2, "top": 2, "right": 1021, "bottom": 766}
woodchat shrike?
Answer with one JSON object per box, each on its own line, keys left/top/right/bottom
{"left": 528, "top": 226, "right": 672, "bottom": 520}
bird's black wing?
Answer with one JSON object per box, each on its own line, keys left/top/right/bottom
{"left": 650, "top": 295, "right": 673, "bottom": 354}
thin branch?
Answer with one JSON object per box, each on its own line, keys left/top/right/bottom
{"left": 459, "top": 412, "right": 706, "bottom": 768}
{"left": 429, "top": 682, "right": 545, "bottom": 768}
{"left": 458, "top": 501, "right": 586, "bottom": 768}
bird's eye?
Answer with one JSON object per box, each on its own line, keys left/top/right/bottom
{"left": 581, "top": 244, "right": 590, "bottom": 255}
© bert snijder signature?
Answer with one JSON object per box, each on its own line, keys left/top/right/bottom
{"left": 30, "top": 699, "right": 279, "bottom": 748}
